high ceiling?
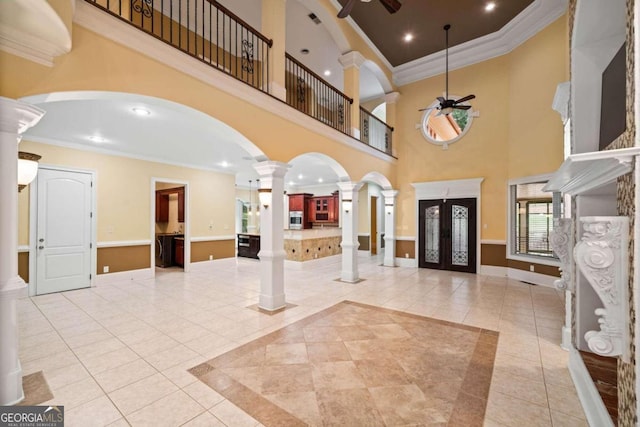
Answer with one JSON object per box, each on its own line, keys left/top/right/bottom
{"left": 336, "top": 0, "right": 535, "bottom": 67}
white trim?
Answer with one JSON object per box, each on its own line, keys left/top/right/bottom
{"left": 97, "top": 240, "right": 151, "bottom": 248}
{"left": 480, "top": 265, "right": 507, "bottom": 277}
{"left": 507, "top": 253, "right": 561, "bottom": 268}
{"left": 508, "top": 173, "right": 553, "bottom": 186}
{"left": 150, "top": 178, "right": 191, "bottom": 274}
{"left": 72, "top": 1, "right": 396, "bottom": 165}
{"left": 94, "top": 268, "right": 154, "bottom": 285}
{"left": 506, "top": 268, "right": 557, "bottom": 287}
{"left": 357, "top": 233, "right": 371, "bottom": 237}
{"left": 395, "top": 236, "right": 415, "bottom": 241}
{"left": 17, "top": 245, "right": 29, "bottom": 253}
{"left": 395, "top": 257, "right": 417, "bottom": 268}
{"left": 284, "top": 254, "right": 341, "bottom": 270}
{"left": 190, "top": 235, "right": 236, "bottom": 242}
{"left": 480, "top": 239, "right": 506, "bottom": 245}
{"left": 29, "top": 165, "right": 97, "bottom": 297}
{"left": 568, "top": 347, "right": 614, "bottom": 427}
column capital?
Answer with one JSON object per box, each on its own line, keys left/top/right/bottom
{"left": 381, "top": 189, "right": 399, "bottom": 200}
{"left": 0, "top": 97, "right": 45, "bottom": 136}
{"left": 338, "top": 51, "right": 366, "bottom": 69}
{"left": 383, "top": 92, "right": 400, "bottom": 104}
{"left": 337, "top": 181, "right": 364, "bottom": 194}
{"left": 253, "top": 161, "right": 290, "bottom": 182}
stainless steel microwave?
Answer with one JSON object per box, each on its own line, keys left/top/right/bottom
{"left": 289, "top": 211, "right": 303, "bottom": 229}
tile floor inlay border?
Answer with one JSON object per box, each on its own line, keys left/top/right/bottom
{"left": 18, "top": 371, "right": 54, "bottom": 406}
{"left": 189, "top": 300, "right": 498, "bottom": 426}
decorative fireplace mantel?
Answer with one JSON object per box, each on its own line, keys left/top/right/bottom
{"left": 550, "top": 218, "right": 574, "bottom": 293}
{"left": 574, "top": 216, "right": 629, "bottom": 361}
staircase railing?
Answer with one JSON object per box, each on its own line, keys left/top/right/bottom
{"left": 285, "top": 53, "right": 352, "bottom": 135}
{"left": 359, "top": 107, "right": 393, "bottom": 155}
{"left": 85, "top": 0, "right": 272, "bottom": 93}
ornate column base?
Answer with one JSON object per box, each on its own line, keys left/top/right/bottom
{"left": 0, "top": 278, "right": 28, "bottom": 405}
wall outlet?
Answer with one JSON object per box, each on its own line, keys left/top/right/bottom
{"left": 405, "top": 253, "right": 409, "bottom": 258}
{"left": 103, "top": 266, "right": 109, "bottom": 273}
{"left": 209, "top": 255, "right": 213, "bottom": 260}
{"left": 529, "top": 265, "right": 535, "bottom": 272}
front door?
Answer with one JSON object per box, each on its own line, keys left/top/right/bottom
{"left": 36, "top": 168, "right": 93, "bottom": 295}
{"left": 418, "top": 198, "right": 476, "bottom": 273}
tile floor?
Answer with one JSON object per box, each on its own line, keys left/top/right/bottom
{"left": 16, "top": 256, "right": 588, "bottom": 426}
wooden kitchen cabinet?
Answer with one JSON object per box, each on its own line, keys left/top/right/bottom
{"left": 311, "top": 192, "right": 339, "bottom": 224}
{"left": 156, "top": 187, "right": 185, "bottom": 223}
{"left": 177, "top": 189, "right": 185, "bottom": 223}
{"left": 174, "top": 238, "right": 184, "bottom": 267}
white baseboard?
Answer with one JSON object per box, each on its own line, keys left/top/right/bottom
{"left": 94, "top": 268, "right": 153, "bottom": 285}
{"left": 284, "top": 254, "right": 341, "bottom": 270}
{"left": 568, "top": 347, "right": 614, "bottom": 427}
{"left": 506, "top": 268, "right": 556, "bottom": 287}
{"left": 395, "top": 257, "right": 417, "bottom": 268}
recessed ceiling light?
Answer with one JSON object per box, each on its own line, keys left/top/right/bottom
{"left": 300, "top": 48, "right": 310, "bottom": 55}
{"left": 289, "top": 181, "right": 295, "bottom": 186}
{"left": 298, "top": 174, "right": 303, "bottom": 180}
{"left": 485, "top": 2, "right": 496, "bottom": 12}
{"left": 88, "top": 135, "right": 107, "bottom": 143}
{"left": 221, "top": 161, "right": 229, "bottom": 168}
{"left": 318, "top": 178, "right": 323, "bottom": 183}
{"left": 132, "top": 107, "right": 151, "bottom": 116}
{"left": 403, "top": 33, "right": 414, "bottom": 42}
{"left": 323, "top": 70, "right": 331, "bottom": 77}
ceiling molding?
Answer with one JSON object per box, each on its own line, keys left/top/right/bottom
{"left": 393, "top": 0, "right": 568, "bottom": 86}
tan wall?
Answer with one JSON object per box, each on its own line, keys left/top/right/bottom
{"left": 394, "top": 17, "right": 568, "bottom": 241}
{"left": 17, "top": 141, "right": 236, "bottom": 245}
{"left": 191, "top": 240, "right": 235, "bottom": 262}
{"left": 396, "top": 240, "right": 415, "bottom": 259}
{"left": 357, "top": 185, "right": 369, "bottom": 233}
{"left": 0, "top": 24, "right": 394, "bottom": 188}
{"left": 18, "top": 252, "right": 29, "bottom": 282}
{"left": 358, "top": 235, "right": 370, "bottom": 251}
{"left": 481, "top": 243, "right": 560, "bottom": 276}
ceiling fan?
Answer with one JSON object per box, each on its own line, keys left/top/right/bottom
{"left": 337, "top": 0, "right": 402, "bottom": 19}
{"left": 420, "top": 24, "right": 476, "bottom": 115}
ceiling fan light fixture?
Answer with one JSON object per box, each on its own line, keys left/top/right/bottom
{"left": 485, "top": 2, "right": 497, "bottom": 12}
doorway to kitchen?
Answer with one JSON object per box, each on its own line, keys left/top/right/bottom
{"left": 418, "top": 198, "right": 477, "bottom": 273}
{"left": 151, "top": 178, "right": 190, "bottom": 273}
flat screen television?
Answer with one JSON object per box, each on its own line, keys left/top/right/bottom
{"left": 599, "top": 43, "right": 626, "bottom": 150}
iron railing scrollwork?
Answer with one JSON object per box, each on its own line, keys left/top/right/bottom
{"left": 285, "top": 53, "right": 352, "bottom": 135}
{"left": 359, "top": 107, "right": 393, "bottom": 155}
{"left": 84, "top": 0, "right": 272, "bottom": 93}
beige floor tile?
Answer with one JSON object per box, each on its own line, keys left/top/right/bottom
{"left": 181, "top": 411, "right": 226, "bottom": 427}
{"left": 162, "top": 357, "right": 205, "bottom": 388}
{"left": 128, "top": 334, "right": 180, "bottom": 357}
{"left": 209, "top": 399, "right": 261, "bottom": 427}
{"left": 550, "top": 410, "right": 589, "bottom": 426}
{"left": 94, "top": 358, "right": 158, "bottom": 392}
{"left": 485, "top": 390, "right": 552, "bottom": 427}
{"left": 490, "top": 369, "right": 548, "bottom": 406}
{"left": 81, "top": 347, "right": 140, "bottom": 375}
{"left": 65, "top": 396, "right": 122, "bottom": 427}
{"left": 145, "top": 344, "right": 200, "bottom": 371}
{"left": 126, "top": 390, "right": 204, "bottom": 427}
{"left": 182, "top": 380, "right": 225, "bottom": 409}
{"left": 45, "top": 377, "right": 105, "bottom": 410}
{"left": 545, "top": 382, "right": 587, "bottom": 420}
{"left": 108, "top": 373, "right": 179, "bottom": 415}
{"left": 44, "top": 362, "right": 91, "bottom": 391}
{"left": 22, "top": 350, "right": 79, "bottom": 376}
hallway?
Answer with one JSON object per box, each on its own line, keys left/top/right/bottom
{"left": 17, "top": 257, "right": 586, "bottom": 426}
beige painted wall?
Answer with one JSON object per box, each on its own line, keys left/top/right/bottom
{"left": 394, "top": 17, "right": 568, "bottom": 241}
{"left": 17, "top": 141, "right": 236, "bottom": 245}
{"left": 358, "top": 184, "right": 369, "bottom": 234}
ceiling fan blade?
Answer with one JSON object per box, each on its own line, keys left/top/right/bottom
{"left": 337, "top": 0, "right": 357, "bottom": 18}
{"left": 453, "top": 105, "right": 471, "bottom": 110}
{"left": 378, "top": 0, "right": 402, "bottom": 14}
{"left": 418, "top": 106, "right": 436, "bottom": 112}
{"left": 453, "top": 94, "right": 476, "bottom": 104}
{"left": 436, "top": 97, "right": 445, "bottom": 104}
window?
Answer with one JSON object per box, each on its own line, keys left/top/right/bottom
{"left": 508, "top": 176, "right": 562, "bottom": 265}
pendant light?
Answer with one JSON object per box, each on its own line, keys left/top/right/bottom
{"left": 18, "top": 151, "right": 41, "bottom": 192}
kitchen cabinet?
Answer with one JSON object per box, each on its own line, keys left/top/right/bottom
{"left": 311, "top": 192, "right": 339, "bottom": 223}
{"left": 237, "top": 234, "right": 260, "bottom": 259}
{"left": 288, "top": 193, "right": 313, "bottom": 229}
{"left": 156, "top": 187, "right": 185, "bottom": 223}
{"left": 174, "top": 238, "right": 184, "bottom": 267}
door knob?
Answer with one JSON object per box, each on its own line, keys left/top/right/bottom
{"left": 39, "top": 238, "right": 44, "bottom": 242}
{"left": 38, "top": 246, "right": 44, "bottom": 250}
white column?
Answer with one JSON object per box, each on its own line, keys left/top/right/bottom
{"left": 254, "top": 161, "right": 289, "bottom": 310}
{"left": 0, "top": 97, "right": 45, "bottom": 405}
{"left": 338, "top": 181, "right": 362, "bottom": 282}
{"left": 338, "top": 51, "right": 365, "bottom": 138}
{"left": 381, "top": 189, "right": 398, "bottom": 267}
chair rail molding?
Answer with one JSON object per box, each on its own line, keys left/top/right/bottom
{"left": 574, "top": 216, "right": 629, "bottom": 361}
{"left": 550, "top": 218, "right": 574, "bottom": 292}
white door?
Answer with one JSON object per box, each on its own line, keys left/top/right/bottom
{"left": 36, "top": 168, "right": 93, "bottom": 295}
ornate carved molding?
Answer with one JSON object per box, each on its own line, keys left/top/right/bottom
{"left": 549, "top": 218, "right": 574, "bottom": 292}
{"left": 574, "top": 216, "right": 629, "bottom": 361}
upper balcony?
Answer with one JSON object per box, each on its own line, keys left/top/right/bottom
{"left": 83, "top": 0, "right": 394, "bottom": 157}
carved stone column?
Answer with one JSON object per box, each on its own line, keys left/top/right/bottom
{"left": 574, "top": 216, "right": 629, "bottom": 361}
{"left": 254, "top": 161, "right": 289, "bottom": 310}
{"left": 0, "top": 97, "right": 45, "bottom": 405}
{"left": 338, "top": 181, "right": 363, "bottom": 282}
{"left": 381, "top": 189, "right": 398, "bottom": 267}
{"left": 549, "top": 218, "right": 573, "bottom": 351}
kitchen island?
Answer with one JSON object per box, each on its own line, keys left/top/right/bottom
{"left": 284, "top": 228, "right": 341, "bottom": 262}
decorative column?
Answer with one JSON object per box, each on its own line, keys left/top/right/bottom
{"left": 338, "top": 51, "right": 365, "bottom": 137}
{"left": 254, "top": 161, "right": 289, "bottom": 310}
{"left": 381, "top": 189, "right": 398, "bottom": 267}
{"left": 0, "top": 97, "right": 45, "bottom": 405}
{"left": 338, "top": 181, "right": 362, "bottom": 282}
{"left": 549, "top": 218, "right": 574, "bottom": 350}
{"left": 574, "top": 216, "right": 629, "bottom": 361}
{"left": 262, "top": 0, "right": 287, "bottom": 101}
{"left": 383, "top": 92, "right": 400, "bottom": 156}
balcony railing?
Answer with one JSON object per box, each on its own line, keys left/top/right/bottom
{"left": 359, "top": 107, "right": 393, "bottom": 155}
{"left": 85, "top": 0, "right": 272, "bottom": 93}
{"left": 285, "top": 53, "right": 352, "bottom": 135}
